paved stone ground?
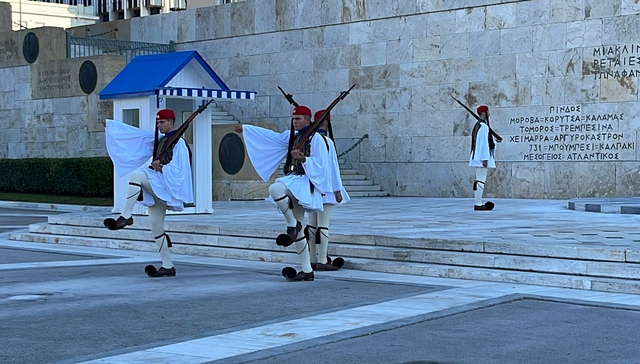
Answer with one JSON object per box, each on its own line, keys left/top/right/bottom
{"left": 2, "top": 199, "right": 640, "bottom": 364}
{"left": 568, "top": 197, "right": 640, "bottom": 214}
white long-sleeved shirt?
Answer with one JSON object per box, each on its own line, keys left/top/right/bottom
{"left": 105, "top": 119, "right": 194, "bottom": 211}
{"left": 469, "top": 121, "right": 496, "bottom": 168}
{"left": 242, "top": 124, "right": 349, "bottom": 210}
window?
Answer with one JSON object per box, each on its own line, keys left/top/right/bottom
{"left": 122, "top": 109, "right": 140, "bottom": 128}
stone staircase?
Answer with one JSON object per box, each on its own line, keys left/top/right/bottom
{"left": 209, "top": 102, "right": 388, "bottom": 197}
{"left": 9, "top": 212, "right": 640, "bottom": 295}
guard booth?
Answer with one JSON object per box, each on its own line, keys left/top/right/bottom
{"left": 99, "top": 50, "right": 256, "bottom": 214}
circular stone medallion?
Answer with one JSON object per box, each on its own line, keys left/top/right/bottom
{"left": 79, "top": 60, "right": 98, "bottom": 94}
{"left": 219, "top": 132, "right": 245, "bottom": 175}
{"left": 22, "top": 32, "right": 39, "bottom": 63}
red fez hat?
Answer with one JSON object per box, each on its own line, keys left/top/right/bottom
{"left": 156, "top": 109, "right": 176, "bottom": 120}
{"left": 314, "top": 109, "right": 331, "bottom": 122}
{"left": 476, "top": 105, "right": 489, "bottom": 114}
{"left": 292, "top": 106, "right": 312, "bottom": 116}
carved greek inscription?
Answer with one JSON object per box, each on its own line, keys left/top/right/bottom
{"left": 509, "top": 105, "right": 635, "bottom": 161}
{"left": 97, "top": 100, "right": 113, "bottom": 120}
{"left": 37, "top": 67, "right": 72, "bottom": 92}
{"left": 591, "top": 44, "right": 640, "bottom": 79}
{"left": 0, "top": 38, "right": 18, "bottom": 62}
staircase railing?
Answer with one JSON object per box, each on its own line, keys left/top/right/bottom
{"left": 66, "top": 31, "right": 175, "bottom": 63}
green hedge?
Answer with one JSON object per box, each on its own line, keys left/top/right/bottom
{"left": 0, "top": 157, "right": 114, "bottom": 197}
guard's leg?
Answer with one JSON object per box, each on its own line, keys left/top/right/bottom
{"left": 307, "top": 211, "right": 318, "bottom": 265}
{"left": 104, "top": 170, "right": 147, "bottom": 230}
{"left": 314, "top": 205, "right": 343, "bottom": 271}
{"left": 316, "top": 205, "right": 333, "bottom": 264}
{"left": 473, "top": 168, "right": 487, "bottom": 206}
{"left": 146, "top": 200, "right": 175, "bottom": 277}
{"left": 473, "top": 168, "right": 494, "bottom": 210}
{"left": 270, "top": 182, "right": 302, "bottom": 246}
{"left": 270, "top": 181, "right": 297, "bottom": 226}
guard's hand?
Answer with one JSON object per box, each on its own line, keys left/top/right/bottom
{"left": 151, "top": 160, "right": 164, "bottom": 172}
{"left": 482, "top": 160, "right": 488, "bottom": 168}
{"left": 291, "top": 149, "right": 306, "bottom": 162}
{"left": 99, "top": 119, "right": 106, "bottom": 127}
{"left": 234, "top": 124, "right": 243, "bottom": 133}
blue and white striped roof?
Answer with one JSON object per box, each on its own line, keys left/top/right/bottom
{"left": 99, "top": 50, "right": 256, "bottom": 100}
{"left": 158, "top": 87, "right": 255, "bottom": 100}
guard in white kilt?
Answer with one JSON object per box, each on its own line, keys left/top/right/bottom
{"left": 102, "top": 109, "right": 194, "bottom": 277}
{"left": 235, "top": 105, "right": 345, "bottom": 281}
{"left": 469, "top": 105, "right": 498, "bottom": 211}
{"left": 307, "top": 109, "right": 349, "bottom": 271}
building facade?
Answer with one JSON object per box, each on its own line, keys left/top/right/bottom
{"left": 3, "top": 0, "right": 640, "bottom": 199}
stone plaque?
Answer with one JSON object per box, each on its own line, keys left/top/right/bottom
{"left": 79, "top": 60, "right": 98, "bottom": 94}
{"left": 218, "top": 132, "right": 245, "bottom": 175}
{"left": 22, "top": 32, "right": 39, "bottom": 64}
{"left": 0, "top": 34, "right": 18, "bottom": 65}
{"left": 507, "top": 105, "right": 635, "bottom": 162}
{"left": 32, "top": 56, "right": 125, "bottom": 99}
{"left": 97, "top": 100, "right": 114, "bottom": 120}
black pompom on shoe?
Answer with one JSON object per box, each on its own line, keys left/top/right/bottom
{"left": 144, "top": 265, "right": 157, "bottom": 276}
{"left": 104, "top": 216, "right": 133, "bottom": 230}
{"left": 332, "top": 257, "right": 345, "bottom": 268}
{"left": 146, "top": 266, "right": 176, "bottom": 277}
{"left": 281, "top": 266, "right": 297, "bottom": 279}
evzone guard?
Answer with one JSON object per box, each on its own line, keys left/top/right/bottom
{"left": 452, "top": 96, "right": 502, "bottom": 211}
{"left": 235, "top": 86, "right": 353, "bottom": 281}
{"left": 307, "top": 109, "right": 349, "bottom": 271}
{"left": 101, "top": 103, "right": 210, "bottom": 277}
{"left": 278, "top": 86, "right": 349, "bottom": 271}
{"left": 470, "top": 105, "right": 501, "bottom": 210}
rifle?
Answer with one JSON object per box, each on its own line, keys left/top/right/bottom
{"left": 293, "top": 84, "right": 355, "bottom": 151}
{"left": 151, "top": 99, "right": 215, "bottom": 168}
{"left": 278, "top": 86, "right": 299, "bottom": 107}
{"left": 451, "top": 95, "right": 502, "bottom": 142}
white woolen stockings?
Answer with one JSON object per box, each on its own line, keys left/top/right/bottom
{"left": 474, "top": 168, "right": 488, "bottom": 206}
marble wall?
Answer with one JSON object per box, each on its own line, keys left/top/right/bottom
{"left": 8, "top": 0, "right": 640, "bottom": 198}
{"left": 0, "top": 26, "right": 124, "bottom": 159}
{"left": 0, "top": 3, "right": 10, "bottom": 33}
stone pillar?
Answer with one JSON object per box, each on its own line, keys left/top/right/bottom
{"left": 0, "top": 3, "right": 10, "bottom": 33}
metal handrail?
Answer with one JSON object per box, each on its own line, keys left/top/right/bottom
{"left": 66, "top": 32, "right": 175, "bottom": 63}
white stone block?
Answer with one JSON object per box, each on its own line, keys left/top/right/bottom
{"left": 533, "top": 23, "right": 568, "bottom": 52}
{"left": 486, "top": 3, "right": 517, "bottom": 30}
{"left": 500, "top": 27, "right": 533, "bottom": 54}
{"left": 254, "top": 0, "right": 276, "bottom": 33}
{"left": 516, "top": 0, "right": 549, "bottom": 26}
{"left": 566, "top": 19, "right": 603, "bottom": 48}
{"left": 455, "top": 7, "right": 485, "bottom": 33}
{"left": 440, "top": 34, "right": 469, "bottom": 59}
{"left": 426, "top": 10, "right": 456, "bottom": 36}
{"left": 413, "top": 36, "right": 441, "bottom": 62}
{"left": 360, "top": 42, "right": 387, "bottom": 67}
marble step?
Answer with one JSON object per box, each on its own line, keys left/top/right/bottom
{"left": 36, "top": 215, "right": 636, "bottom": 263}
{"left": 344, "top": 257, "right": 640, "bottom": 295}
{"left": 340, "top": 174, "right": 366, "bottom": 180}
{"left": 17, "top": 222, "right": 640, "bottom": 280}
{"left": 10, "top": 230, "right": 640, "bottom": 295}
{"left": 347, "top": 191, "right": 389, "bottom": 197}
{"left": 342, "top": 179, "right": 374, "bottom": 186}
{"left": 344, "top": 185, "right": 383, "bottom": 192}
